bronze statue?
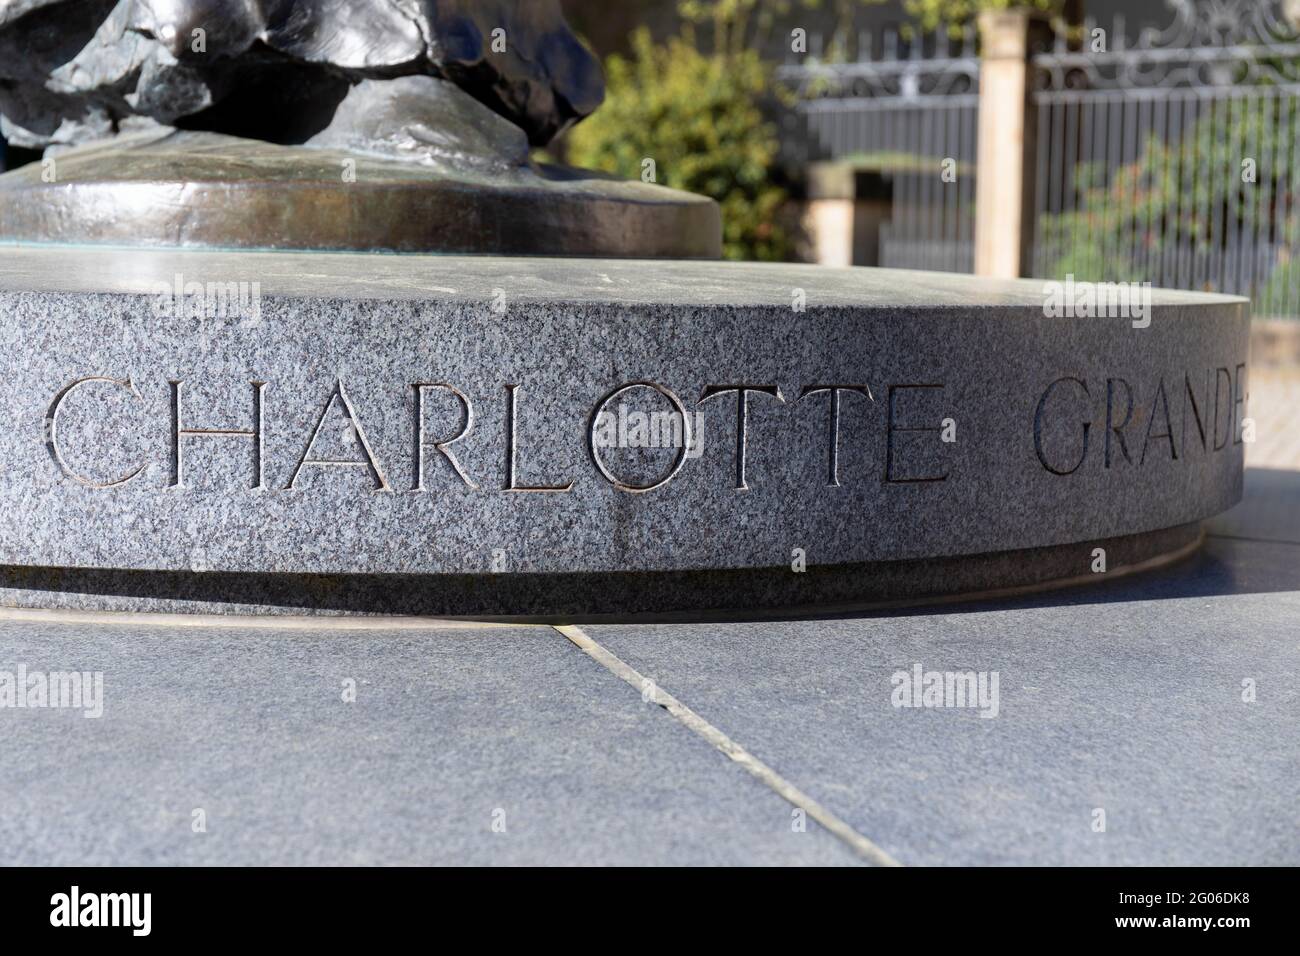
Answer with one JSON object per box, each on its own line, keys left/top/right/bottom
{"left": 0, "top": 0, "right": 602, "bottom": 154}
{"left": 0, "top": 0, "right": 720, "bottom": 257}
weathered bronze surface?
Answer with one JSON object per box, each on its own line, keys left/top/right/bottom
{"left": 0, "top": 0, "right": 602, "bottom": 150}
{"left": 0, "top": 129, "right": 722, "bottom": 257}
{"left": 0, "top": 0, "right": 722, "bottom": 257}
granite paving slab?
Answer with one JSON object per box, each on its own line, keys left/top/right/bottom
{"left": 0, "top": 620, "right": 860, "bottom": 866}
{"left": 1207, "top": 465, "right": 1300, "bottom": 545}
{"left": 583, "top": 471, "right": 1300, "bottom": 865}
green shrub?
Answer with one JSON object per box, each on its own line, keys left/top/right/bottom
{"left": 565, "top": 28, "right": 790, "bottom": 261}
{"left": 1040, "top": 98, "right": 1299, "bottom": 310}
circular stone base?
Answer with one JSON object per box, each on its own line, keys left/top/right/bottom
{"left": 0, "top": 247, "right": 1246, "bottom": 618}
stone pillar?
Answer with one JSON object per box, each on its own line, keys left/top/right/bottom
{"left": 974, "top": 10, "right": 1042, "bottom": 279}
{"left": 802, "top": 163, "right": 856, "bottom": 268}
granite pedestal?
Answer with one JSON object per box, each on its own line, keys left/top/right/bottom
{"left": 0, "top": 246, "right": 1248, "bottom": 617}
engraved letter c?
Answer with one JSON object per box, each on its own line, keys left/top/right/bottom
{"left": 47, "top": 376, "right": 147, "bottom": 488}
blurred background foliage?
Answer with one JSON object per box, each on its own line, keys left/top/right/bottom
{"left": 905, "top": 0, "right": 1061, "bottom": 34}
{"left": 562, "top": 0, "right": 910, "bottom": 261}
{"left": 1040, "top": 98, "right": 1300, "bottom": 311}
{"left": 559, "top": 0, "right": 1058, "bottom": 260}
{"left": 564, "top": 28, "right": 790, "bottom": 261}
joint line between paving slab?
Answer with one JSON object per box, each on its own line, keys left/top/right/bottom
{"left": 552, "top": 624, "right": 901, "bottom": 867}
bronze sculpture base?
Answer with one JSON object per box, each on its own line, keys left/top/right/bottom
{"left": 0, "top": 130, "right": 721, "bottom": 259}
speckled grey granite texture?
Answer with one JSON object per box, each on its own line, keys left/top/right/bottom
{"left": 0, "top": 247, "right": 1248, "bottom": 606}
{"left": 0, "top": 620, "right": 860, "bottom": 865}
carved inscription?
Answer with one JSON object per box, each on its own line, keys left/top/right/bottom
{"left": 46, "top": 377, "right": 147, "bottom": 488}
{"left": 504, "top": 384, "right": 573, "bottom": 493}
{"left": 588, "top": 382, "right": 692, "bottom": 493}
{"left": 413, "top": 383, "right": 476, "bottom": 490}
{"left": 288, "top": 380, "right": 390, "bottom": 491}
{"left": 171, "top": 379, "right": 264, "bottom": 489}
{"left": 1033, "top": 365, "right": 1246, "bottom": 475}
{"left": 44, "top": 367, "right": 1240, "bottom": 495}
{"left": 799, "top": 385, "right": 874, "bottom": 487}
{"left": 698, "top": 385, "right": 785, "bottom": 491}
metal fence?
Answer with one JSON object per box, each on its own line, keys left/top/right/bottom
{"left": 781, "top": 1, "right": 1300, "bottom": 317}
{"left": 778, "top": 26, "right": 980, "bottom": 273}
{"left": 1030, "top": 0, "right": 1300, "bottom": 318}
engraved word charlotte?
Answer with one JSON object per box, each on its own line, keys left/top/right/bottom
{"left": 44, "top": 377, "right": 949, "bottom": 493}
